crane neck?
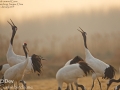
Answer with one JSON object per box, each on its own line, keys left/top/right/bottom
{"left": 24, "top": 54, "right": 29, "bottom": 66}
{"left": 6, "top": 43, "right": 16, "bottom": 60}
{"left": 85, "top": 48, "right": 94, "bottom": 59}
{"left": 83, "top": 34, "right": 88, "bottom": 49}
{"left": 23, "top": 46, "right": 27, "bottom": 58}
{"left": 82, "top": 34, "right": 94, "bottom": 59}
{"left": 23, "top": 46, "right": 29, "bottom": 68}
{"left": 10, "top": 30, "right": 16, "bottom": 45}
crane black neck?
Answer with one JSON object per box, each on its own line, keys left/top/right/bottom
{"left": 10, "top": 30, "right": 16, "bottom": 45}
{"left": 23, "top": 46, "right": 27, "bottom": 58}
{"left": 82, "top": 34, "right": 88, "bottom": 49}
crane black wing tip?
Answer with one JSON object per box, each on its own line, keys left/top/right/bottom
{"left": 104, "top": 65, "right": 116, "bottom": 79}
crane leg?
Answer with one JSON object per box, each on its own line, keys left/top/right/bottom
{"left": 71, "top": 84, "right": 74, "bottom": 90}
{"left": 20, "top": 80, "right": 27, "bottom": 90}
{"left": 16, "top": 81, "right": 19, "bottom": 90}
{"left": 91, "top": 80, "right": 95, "bottom": 90}
{"left": 75, "top": 82, "right": 85, "bottom": 90}
{"left": 97, "top": 78, "right": 102, "bottom": 90}
{"left": 65, "top": 84, "right": 70, "bottom": 90}
{"left": 74, "top": 82, "right": 78, "bottom": 90}
{"left": 78, "top": 84, "right": 85, "bottom": 90}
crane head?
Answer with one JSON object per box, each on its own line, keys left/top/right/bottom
{"left": 7, "top": 19, "right": 17, "bottom": 31}
{"left": 23, "top": 42, "right": 29, "bottom": 58}
{"left": 77, "top": 27, "right": 87, "bottom": 36}
{"left": 23, "top": 43, "right": 29, "bottom": 52}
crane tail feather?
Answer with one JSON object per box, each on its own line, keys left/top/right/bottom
{"left": 79, "top": 61, "right": 94, "bottom": 76}
{"left": 31, "top": 54, "right": 43, "bottom": 76}
{"left": 104, "top": 65, "right": 116, "bottom": 79}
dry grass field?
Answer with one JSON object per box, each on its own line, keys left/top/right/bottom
{"left": 0, "top": 74, "right": 119, "bottom": 90}
{"left": 23, "top": 74, "right": 120, "bottom": 90}
{"left": 0, "top": 33, "right": 120, "bottom": 90}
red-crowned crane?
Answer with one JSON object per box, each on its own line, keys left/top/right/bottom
{"left": 0, "top": 64, "right": 27, "bottom": 89}
{"left": 64, "top": 56, "right": 85, "bottom": 90}
{"left": 56, "top": 61, "right": 94, "bottom": 90}
{"left": 1, "top": 43, "right": 29, "bottom": 90}
{"left": 77, "top": 27, "right": 116, "bottom": 90}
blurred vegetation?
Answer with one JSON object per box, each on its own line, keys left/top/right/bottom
{"left": 0, "top": 32, "right": 120, "bottom": 80}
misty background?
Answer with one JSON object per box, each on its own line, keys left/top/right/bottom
{"left": 0, "top": 1, "right": 120, "bottom": 79}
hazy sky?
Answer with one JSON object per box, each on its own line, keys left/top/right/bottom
{"left": 1, "top": 0, "right": 120, "bottom": 23}
{"left": 0, "top": 0, "right": 120, "bottom": 44}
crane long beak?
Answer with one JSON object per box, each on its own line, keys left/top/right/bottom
{"left": 7, "top": 19, "right": 15, "bottom": 27}
{"left": 77, "top": 27, "right": 84, "bottom": 33}
{"left": 78, "top": 27, "right": 84, "bottom": 33}
{"left": 10, "top": 19, "right": 15, "bottom": 26}
{"left": 77, "top": 29, "right": 82, "bottom": 33}
{"left": 77, "top": 27, "right": 87, "bottom": 35}
{"left": 79, "top": 27, "right": 84, "bottom": 32}
{"left": 7, "top": 21, "right": 13, "bottom": 27}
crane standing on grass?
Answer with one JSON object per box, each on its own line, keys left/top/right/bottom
{"left": 1, "top": 43, "right": 29, "bottom": 90}
{"left": 77, "top": 27, "right": 116, "bottom": 90}
{"left": 64, "top": 56, "right": 85, "bottom": 90}
{"left": 56, "top": 61, "right": 94, "bottom": 90}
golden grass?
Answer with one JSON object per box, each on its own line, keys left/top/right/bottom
{"left": 0, "top": 33, "right": 120, "bottom": 80}
{"left": 24, "top": 74, "right": 120, "bottom": 90}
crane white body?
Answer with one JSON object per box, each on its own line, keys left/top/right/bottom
{"left": 4, "top": 59, "right": 28, "bottom": 83}
{"left": 57, "top": 64, "right": 85, "bottom": 82}
{"left": 56, "top": 61, "right": 93, "bottom": 90}
{"left": 63, "top": 54, "right": 87, "bottom": 90}
{"left": 0, "top": 63, "right": 27, "bottom": 89}
{"left": 64, "top": 56, "right": 85, "bottom": 89}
